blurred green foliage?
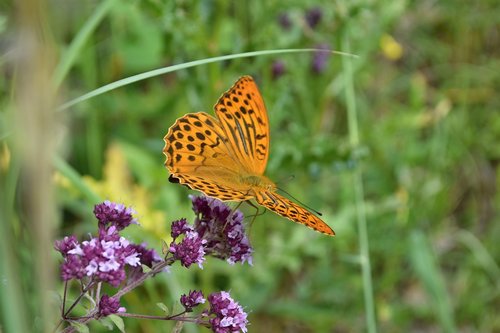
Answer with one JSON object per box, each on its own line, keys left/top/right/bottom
{"left": 1, "top": 0, "right": 499, "bottom": 332}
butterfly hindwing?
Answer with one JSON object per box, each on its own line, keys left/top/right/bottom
{"left": 255, "top": 190, "right": 335, "bottom": 236}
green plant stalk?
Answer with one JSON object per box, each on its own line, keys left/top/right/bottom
{"left": 342, "top": 30, "right": 377, "bottom": 333}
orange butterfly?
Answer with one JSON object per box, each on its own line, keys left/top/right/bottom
{"left": 163, "top": 76, "right": 334, "bottom": 236}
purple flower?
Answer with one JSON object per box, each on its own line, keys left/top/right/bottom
{"left": 98, "top": 295, "right": 125, "bottom": 316}
{"left": 171, "top": 218, "right": 193, "bottom": 238}
{"left": 180, "top": 290, "right": 206, "bottom": 312}
{"left": 190, "top": 195, "right": 253, "bottom": 265}
{"left": 190, "top": 195, "right": 213, "bottom": 219}
{"left": 88, "top": 230, "right": 141, "bottom": 286}
{"left": 208, "top": 291, "right": 248, "bottom": 333}
{"left": 169, "top": 231, "right": 207, "bottom": 269}
{"left": 60, "top": 254, "right": 87, "bottom": 281}
{"left": 271, "top": 60, "right": 286, "bottom": 80}
{"left": 131, "top": 243, "right": 162, "bottom": 268}
{"left": 277, "top": 12, "right": 292, "bottom": 30}
{"left": 54, "top": 236, "right": 79, "bottom": 255}
{"left": 311, "top": 43, "right": 330, "bottom": 74}
{"left": 56, "top": 216, "right": 145, "bottom": 287}
{"left": 305, "top": 7, "right": 322, "bottom": 29}
{"left": 93, "top": 201, "right": 137, "bottom": 231}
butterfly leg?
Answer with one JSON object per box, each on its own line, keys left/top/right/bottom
{"left": 214, "top": 201, "right": 246, "bottom": 233}
{"left": 244, "top": 200, "right": 267, "bottom": 233}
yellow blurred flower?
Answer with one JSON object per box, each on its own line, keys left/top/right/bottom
{"left": 0, "top": 143, "right": 10, "bottom": 172}
{"left": 87, "top": 142, "right": 167, "bottom": 238}
{"left": 57, "top": 142, "right": 168, "bottom": 239}
{"left": 380, "top": 34, "right": 403, "bottom": 61}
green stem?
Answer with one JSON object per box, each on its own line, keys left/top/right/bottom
{"left": 342, "top": 29, "right": 377, "bottom": 333}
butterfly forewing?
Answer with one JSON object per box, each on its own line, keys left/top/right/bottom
{"left": 214, "top": 76, "right": 270, "bottom": 175}
{"left": 164, "top": 112, "right": 253, "bottom": 201}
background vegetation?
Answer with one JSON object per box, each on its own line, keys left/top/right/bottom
{"left": 1, "top": 0, "right": 499, "bottom": 332}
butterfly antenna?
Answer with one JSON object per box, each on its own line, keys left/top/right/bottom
{"left": 276, "top": 187, "right": 323, "bottom": 216}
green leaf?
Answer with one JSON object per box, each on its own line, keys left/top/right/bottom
{"left": 70, "top": 321, "right": 89, "bottom": 333}
{"left": 156, "top": 302, "right": 169, "bottom": 314}
{"left": 98, "top": 317, "right": 114, "bottom": 330}
{"left": 109, "top": 314, "right": 125, "bottom": 333}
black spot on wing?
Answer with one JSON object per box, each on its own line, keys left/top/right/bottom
{"left": 169, "top": 175, "right": 180, "bottom": 183}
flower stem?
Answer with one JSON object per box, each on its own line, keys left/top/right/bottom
{"left": 114, "top": 259, "right": 173, "bottom": 299}
{"left": 63, "top": 281, "right": 96, "bottom": 318}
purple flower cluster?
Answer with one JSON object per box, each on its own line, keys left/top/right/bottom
{"left": 131, "top": 243, "right": 162, "bottom": 268}
{"left": 171, "top": 218, "right": 192, "bottom": 238}
{"left": 274, "top": 7, "right": 330, "bottom": 76}
{"left": 178, "top": 290, "right": 248, "bottom": 333}
{"left": 56, "top": 200, "right": 252, "bottom": 331}
{"left": 207, "top": 291, "right": 248, "bottom": 333}
{"left": 277, "top": 12, "right": 292, "bottom": 30}
{"left": 55, "top": 202, "right": 160, "bottom": 287}
{"left": 180, "top": 290, "right": 206, "bottom": 312}
{"left": 98, "top": 295, "right": 125, "bottom": 316}
{"left": 312, "top": 43, "right": 331, "bottom": 74}
{"left": 190, "top": 195, "right": 253, "bottom": 265}
{"left": 305, "top": 7, "right": 322, "bottom": 29}
{"left": 277, "top": 7, "right": 322, "bottom": 31}
{"left": 271, "top": 60, "right": 286, "bottom": 80}
{"left": 168, "top": 196, "right": 253, "bottom": 269}
{"left": 169, "top": 223, "right": 207, "bottom": 269}
{"left": 93, "top": 200, "right": 137, "bottom": 231}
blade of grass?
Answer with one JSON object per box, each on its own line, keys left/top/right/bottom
{"left": 57, "top": 48, "right": 357, "bottom": 111}
{"left": 0, "top": 150, "right": 29, "bottom": 333}
{"left": 52, "top": 0, "right": 117, "bottom": 89}
{"left": 457, "top": 230, "right": 500, "bottom": 282}
{"left": 342, "top": 29, "right": 377, "bottom": 333}
{"left": 410, "top": 231, "right": 456, "bottom": 333}
{"left": 53, "top": 154, "right": 102, "bottom": 204}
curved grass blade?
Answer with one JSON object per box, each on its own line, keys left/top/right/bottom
{"left": 58, "top": 48, "right": 357, "bottom": 111}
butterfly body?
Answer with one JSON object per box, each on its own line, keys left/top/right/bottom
{"left": 239, "top": 174, "right": 274, "bottom": 190}
{"left": 163, "top": 76, "right": 335, "bottom": 236}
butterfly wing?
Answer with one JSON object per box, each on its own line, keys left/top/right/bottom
{"left": 164, "top": 77, "right": 335, "bottom": 236}
{"left": 255, "top": 190, "right": 335, "bottom": 236}
{"left": 164, "top": 112, "right": 253, "bottom": 201}
{"left": 214, "top": 76, "right": 270, "bottom": 175}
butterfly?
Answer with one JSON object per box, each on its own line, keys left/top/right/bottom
{"left": 163, "top": 76, "right": 334, "bottom": 236}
